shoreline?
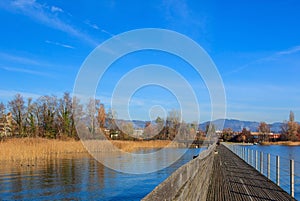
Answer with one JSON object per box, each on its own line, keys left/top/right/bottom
{"left": 259, "top": 141, "right": 300, "bottom": 146}
{"left": 224, "top": 141, "right": 300, "bottom": 146}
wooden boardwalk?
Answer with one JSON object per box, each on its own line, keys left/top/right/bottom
{"left": 207, "top": 145, "right": 295, "bottom": 201}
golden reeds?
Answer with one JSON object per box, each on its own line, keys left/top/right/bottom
{"left": 0, "top": 138, "right": 178, "bottom": 163}
{"left": 0, "top": 138, "right": 86, "bottom": 162}
{"left": 260, "top": 141, "right": 300, "bottom": 146}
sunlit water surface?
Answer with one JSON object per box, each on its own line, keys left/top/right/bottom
{"left": 0, "top": 148, "right": 203, "bottom": 200}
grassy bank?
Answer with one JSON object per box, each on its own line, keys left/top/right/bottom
{"left": 260, "top": 141, "right": 300, "bottom": 146}
{"left": 0, "top": 138, "right": 177, "bottom": 163}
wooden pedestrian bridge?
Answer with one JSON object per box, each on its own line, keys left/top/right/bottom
{"left": 142, "top": 144, "right": 296, "bottom": 201}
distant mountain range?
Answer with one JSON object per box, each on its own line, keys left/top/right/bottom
{"left": 198, "top": 119, "right": 285, "bottom": 133}
{"left": 121, "top": 119, "right": 287, "bottom": 133}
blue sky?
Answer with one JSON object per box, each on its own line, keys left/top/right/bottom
{"left": 0, "top": 0, "right": 300, "bottom": 123}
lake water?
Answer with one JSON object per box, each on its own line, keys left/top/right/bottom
{"left": 0, "top": 148, "right": 203, "bottom": 200}
{"left": 234, "top": 144, "right": 300, "bottom": 200}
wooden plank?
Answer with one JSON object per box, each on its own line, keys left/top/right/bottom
{"left": 206, "top": 145, "right": 295, "bottom": 201}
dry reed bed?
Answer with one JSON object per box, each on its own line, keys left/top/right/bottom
{"left": 0, "top": 138, "right": 86, "bottom": 163}
{"left": 260, "top": 141, "right": 300, "bottom": 146}
{"left": 0, "top": 138, "right": 178, "bottom": 163}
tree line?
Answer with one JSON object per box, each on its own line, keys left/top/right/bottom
{"left": 0, "top": 92, "right": 203, "bottom": 141}
{"left": 2, "top": 93, "right": 298, "bottom": 142}
{"left": 0, "top": 93, "right": 77, "bottom": 139}
{"left": 220, "top": 111, "right": 300, "bottom": 143}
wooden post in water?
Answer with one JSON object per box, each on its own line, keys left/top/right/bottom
{"left": 260, "top": 152, "right": 263, "bottom": 174}
{"left": 267, "top": 154, "right": 270, "bottom": 179}
{"left": 290, "top": 159, "right": 294, "bottom": 197}
{"left": 276, "top": 156, "right": 280, "bottom": 186}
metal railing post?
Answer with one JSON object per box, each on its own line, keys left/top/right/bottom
{"left": 242, "top": 147, "right": 245, "bottom": 160}
{"left": 240, "top": 146, "right": 242, "bottom": 158}
{"left": 248, "top": 149, "right": 250, "bottom": 164}
{"left": 241, "top": 147, "right": 243, "bottom": 158}
{"left": 251, "top": 149, "right": 253, "bottom": 166}
{"left": 260, "top": 152, "right": 263, "bottom": 174}
{"left": 255, "top": 150, "right": 258, "bottom": 170}
{"left": 267, "top": 154, "right": 270, "bottom": 179}
{"left": 290, "top": 159, "right": 294, "bottom": 197}
{"left": 276, "top": 156, "right": 280, "bottom": 186}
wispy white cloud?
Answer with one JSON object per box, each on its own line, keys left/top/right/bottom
{"left": 0, "top": 65, "right": 52, "bottom": 77}
{"left": 0, "top": 51, "right": 69, "bottom": 75}
{"left": 50, "top": 6, "right": 63, "bottom": 13}
{"left": 84, "top": 20, "right": 100, "bottom": 30}
{"left": 0, "top": 52, "right": 40, "bottom": 66}
{"left": 0, "top": 89, "right": 42, "bottom": 101}
{"left": 228, "top": 103, "right": 300, "bottom": 112}
{"left": 163, "top": 0, "right": 190, "bottom": 21}
{"left": 161, "top": 0, "right": 205, "bottom": 33}
{"left": 276, "top": 45, "right": 300, "bottom": 56}
{"left": 0, "top": 0, "right": 98, "bottom": 47}
{"left": 45, "top": 40, "right": 74, "bottom": 49}
{"left": 225, "top": 45, "right": 300, "bottom": 76}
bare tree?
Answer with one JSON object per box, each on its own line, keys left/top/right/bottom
{"left": 38, "top": 95, "right": 58, "bottom": 138}
{"left": 280, "top": 120, "right": 288, "bottom": 140}
{"left": 287, "top": 111, "right": 299, "bottom": 141}
{"left": 106, "top": 108, "right": 117, "bottom": 131}
{"left": 155, "top": 116, "right": 164, "bottom": 139}
{"left": 25, "top": 97, "right": 36, "bottom": 137}
{"left": 8, "top": 94, "right": 26, "bottom": 136}
{"left": 86, "top": 98, "right": 100, "bottom": 135}
{"left": 287, "top": 121, "right": 299, "bottom": 141}
{"left": 205, "top": 123, "right": 216, "bottom": 135}
{"left": 144, "top": 121, "right": 154, "bottom": 139}
{"left": 258, "top": 122, "right": 270, "bottom": 142}
{"left": 72, "top": 96, "right": 85, "bottom": 139}
{"left": 166, "top": 109, "right": 181, "bottom": 139}
{"left": 222, "top": 128, "right": 234, "bottom": 141}
{"left": 0, "top": 102, "right": 5, "bottom": 117}
{"left": 289, "top": 110, "right": 295, "bottom": 122}
{"left": 97, "top": 104, "right": 106, "bottom": 129}
{"left": 258, "top": 122, "right": 270, "bottom": 133}
{"left": 121, "top": 121, "right": 134, "bottom": 138}
{"left": 57, "top": 92, "right": 73, "bottom": 138}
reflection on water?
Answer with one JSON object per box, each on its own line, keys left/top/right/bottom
{"left": 0, "top": 148, "right": 203, "bottom": 200}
